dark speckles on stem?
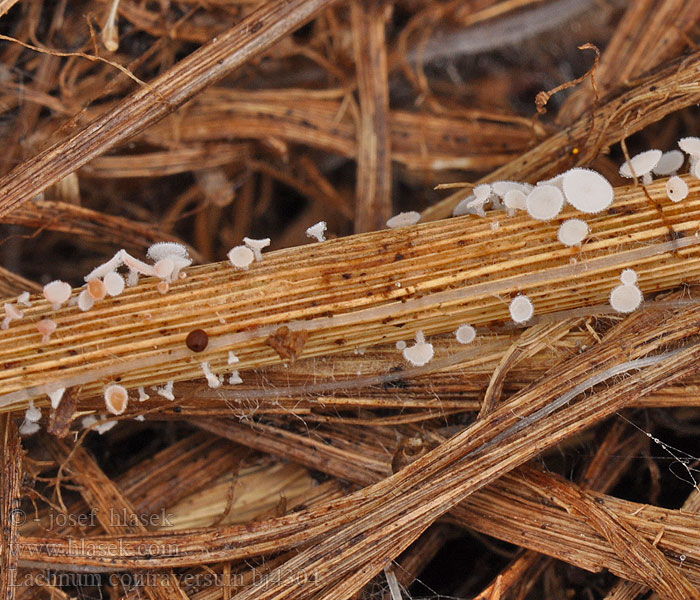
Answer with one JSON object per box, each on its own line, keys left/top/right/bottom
{"left": 186, "top": 329, "right": 209, "bottom": 352}
{"left": 394, "top": 252, "right": 404, "bottom": 261}
{"left": 342, "top": 273, "right": 352, "bottom": 279}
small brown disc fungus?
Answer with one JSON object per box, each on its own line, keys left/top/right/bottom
{"left": 186, "top": 329, "right": 208, "bottom": 352}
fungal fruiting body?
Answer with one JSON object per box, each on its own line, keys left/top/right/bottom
{"left": 17, "top": 291, "right": 31, "bottom": 306}
{"left": 678, "top": 137, "right": 700, "bottom": 173}
{"left": 503, "top": 189, "right": 527, "bottom": 215}
{"left": 77, "top": 290, "right": 94, "bottom": 312}
{"left": 306, "top": 221, "right": 327, "bottom": 242}
{"left": 201, "top": 362, "right": 222, "bottom": 388}
{"left": 653, "top": 150, "right": 684, "bottom": 176}
{"left": 561, "top": 169, "right": 614, "bottom": 214}
{"left": 227, "top": 371, "right": 243, "bottom": 385}
{"left": 455, "top": 324, "right": 476, "bottom": 344}
{"left": 396, "top": 340, "right": 407, "bottom": 350}
{"left": 228, "top": 245, "right": 255, "bottom": 270}
{"left": 386, "top": 211, "right": 421, "bottom": 228}
{"left": 156, "top": 381, "right": 175, "bottom": 401}
{"left": 402, "top": 330, "right": 434, "bottom": 366}
{"left": 243, "top": 237, "right": 271, "bottom": 261}
{"left": 2, "top": 302, "right": 23, "bottom": 329}
{"left": 19, "top": 420, "right": 40, "bottom": 436}
{"left": 85, "top": 251, "right": 123, "bottom": 281}
{"left": 619, "top": 149, "right": 662, "bottom": 184}
{"left": 138, "top": 387, "right": 149, "bottom": 402}
{"left": 666, "top": 176, "right": 688, "bottom": 203}
{"left": 103, "top": 271, "right": 125, "bottom": 296}
{"left": 87, "top": 278, "right": 107, "bottom": 301}
{"left": 509, "top": 295, "right": 534, "bottom": 324}
{"left": 228, "top": 351, "right": 240, "bottom": 365}
{"left": 43, "top": 280, "right": 72, "bottom": 309}
{"left": 557, "top": 219, "right": 589, "bottom": 247}
{"left": 48, "top": 387, "right": 66, "bottom": 409}
{"left": 146, "top": 242, "right": 192, "bottom": 281}
{"left": 525, "top": 185, "right": 564, "bottom": 221}
{"left": 104, "top": 384, "right": 128, "bottom": 415}
{"left": 37, "top": 318, "right": 57, "bottom": 343}
{"left": 20, "top": 400, "right": 42, "bottom": 436}
{"left": 610, "top": 269, "right": 643, "bottom": 313}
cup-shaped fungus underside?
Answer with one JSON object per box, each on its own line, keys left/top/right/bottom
{"left": 562, "top": 169, "right": 614, "bottom": 214}
{"left": 557, "top": 218, "right": 590, "bottom": 247}
{"left": 666, "top": 176, "right": 689, "bottom": 203}
{"left": 526, "top": 185, "right": 564, "bottom": 221}
{"left": 104, "top": 384, "right": 129, "bottom": 415}
{"left": 619, "top": 149, "right": 662, "bottom": 179}
{"left": 509, "top": 295, "right": 534, "bottom": 323}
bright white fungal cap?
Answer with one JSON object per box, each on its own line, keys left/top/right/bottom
{"left": 25, "top": 400, "right": 41, "bottom": 423}
{"left": 666, "top": 176, "right": 688, "bottom": 203}
{"left": 455, "top": 324, "right": 476, "bottom": 344}
{"left": 610, "top": 283, "right": 642, "bottom": 313}
{"left": 557, "top": 219, "right": 590, "bottom": 247}
{"left": 452, "top": 195, "right": 475, "bottom": 217}
{"left": 43, "top": 280, "right": 72, "bottom": 308}
{"left": 678, "top": 137, "right": 700, "bottom": 156}
{"left": 243, "top": 237, "right": 271, "bottom": 261}
{"left": 402, "top": 330, "right": 434, "bottom": 366}
{"left": 473, "top": 184, "right": 492, "bottom": 201}
{"left": 305, "top": 221, "right": 327, "bottom": 242}
{"left": 492, "top": 181, "right": 530, "bottom": 198}
{"left": 78, "top": 289, "right": 94, "bottom": 312}
{"left": 386, "top": 211, "right": 421, "bottom": 228}
{"left": 154, "top": 258, "right": 175, "bottom": 279}
{"left": 503, "top": 189, "right": 527, "bottom": 212}
{"left": 653, "top": 150, "right": 684, "bottom": 175}
{"left": 620, "top": 268, "right": 638, "bottom": 285}
{"left": 228, "top": 245, "right": 255, "bottom": 270}
{"left": 19, "top": 421, "right": 40, "bottom": 436}
{"left": 525, "top": 185, "right": 564, "bottom": 221}
{"left": 562, "top": 168, "right": 614, "bottom": 214}
{"left": 619, "top": 149, "right": 662, "bottom": 178}
{"left": 396, "top": 340, "right": 407, "bottom": 350}
{"left": 103, "top": 271, "right": 125, "bottom": 296}
{"left": 104, "top": 384, "right": 128, "bottom": 415}
{"left": 147, "top": 242, "right": 189, "bottom": 262}
{"left": 509, "top": 295, "right": 534, "bottom": 324}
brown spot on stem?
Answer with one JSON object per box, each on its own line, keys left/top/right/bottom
{"left": 265, "top": 326, "right": 308, "bottom": 362}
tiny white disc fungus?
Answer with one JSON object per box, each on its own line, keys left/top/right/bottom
{"left": 25, "top": 400, "right": 41, "bottom": 423}
{"left": 228, "top": 351, "right": 240, "bottom": 365}
{"left": 87, "top": 278, "right": 107, "bottom": 301}
{"left": 48, "top": 387, "right": 65, "bottom": 409}
{"left": 473, "top": 184, "right": 492, "bottom": 201}
{"left": 228, "top": 245, "right": 255, "bottom": 270}
{"left": 77, "top": 289, "right": 94, "bottom": 312}
{"left": 561, "top": 168, "right": 614, "bottom": 214}
{"left": 678, "top": 137, "right": 700, "bottom": 157}
{"left": 455, "top": 324, "right": 476, "bottom": 344}
{"left": 201, "top": 362, "right": 221, "bottom": 388}
{"left": 386, "top": 211, "right": 421, "bottom": 228}
{"left": 557, "top": 219, "right": 590, "bottom": 247}
{"left": 619, "top": 149, "right": 662, "bottom": 183}
{"left": 402, "top": 330, "right": 434, "bottom": 366}
{"left": 37, "top": 318, "right": 57, "bottom": 343}
{"left": 85, "top": 251, "right": 123, "bottom": 281}
{"left": 305, "top": 221, "right": 327, "bottom": 242}
{"left": 396, "top": 340, "right": 407, "bottom": 351}
{"left": 156, "top": 381, "right": 175, "bottom": 401}
{"left": 492, "top": 181, "right": 532, "bottom": 198}
{"left": 525, "top": 185, "right": 564, "bottom": 221}
{"left": 157, "top": 280, "right": 169, "bottom": 295}
{"left": 509, "top": 295, "right": 534, "bottom": 324}
{"left": 154, "top": 258, "right": 175, "bottom": 279}
{"left": 104, "top": 271, "right": 125, "bottom": 296}
{"left": 228, "top": 371, "right": 243, "bottom": 385}
{"left": 2, "top": 302, "right": 23, "bottom": 329}
{"left": 19, "top": 421, "right": 40, "bottom": 436}
{"left": 503, "top": 189, "right": 527, "bottom": 213}
{"left": 653, "top": 150, "right": 684, "bottom": 176}
{"left": 610, "top": 283, "right": 642, "bottom": 313}
{"left": 147, "top": 242, "right": 189, "bottom": 262}
{"left": 96, "top": 420, "right": 117, "bottom": 434}
{"left": 104, "top": 384, "right": 128, "bottom": 415}
{"left": 243, "top": 237, "right": 271, "bottom": 261}
{"left": 666, "top": 176, "right": 688, "bottom": 203}
{"left": 17, "top": 291, "right": 30, "bottom": 306}
{"left": 452, "top": 195, "right": 474, "bottom": 217}
{"left": 620, "top": 268, "right": 638, "bottom": 285}
{"left": 43, "top": 280, "right": 72, "bottom": 309}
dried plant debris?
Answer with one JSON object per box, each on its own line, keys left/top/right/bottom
{"left": 3, "top": 2, "right": 700, "bottom": 599}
